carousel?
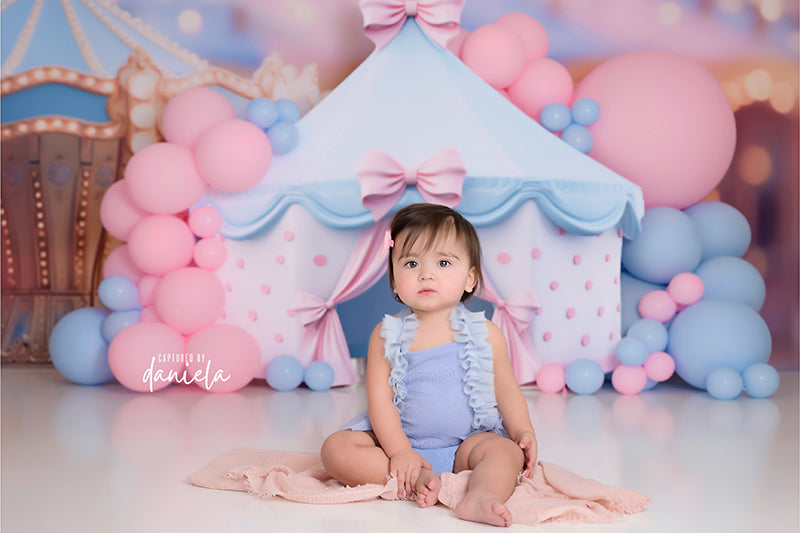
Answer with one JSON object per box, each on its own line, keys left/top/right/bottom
{"left": 0, "top": 0, "right": 321, "bottom": 362}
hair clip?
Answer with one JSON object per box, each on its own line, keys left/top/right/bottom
{"left": 379, "top": 229, "right": 394, "bottom": 257}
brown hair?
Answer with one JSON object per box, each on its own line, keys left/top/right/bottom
{"left": 387, "top": 203, "right": 483, "bottom": 302}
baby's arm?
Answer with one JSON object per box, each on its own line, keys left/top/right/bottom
{"left": 365, "top": 323, "right": 431, "bottom": 497}
{"left": 487, "top": 322, "right": 538, "bottom": 477}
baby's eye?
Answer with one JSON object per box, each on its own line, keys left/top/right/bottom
{"left": 404, "top": 261, "right": 418, "bottom": 268}
{"left": 437, "top": 260, "right": 451, "bottom": 268}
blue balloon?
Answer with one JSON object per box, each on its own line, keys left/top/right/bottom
{"left": 667, "top": 299, "right": 771, "bottom": 390}
{"left": 304, "top": 361, "right": 335, "bottom": 391}
{"left": 98, "top": 275, "right": 140, "bottom": 311}
{"left": 615, "top": 336, "right": 650, "bottom": 366}
{"left": 276, "top": 99, "right": 301, "bottom": 123}
{"left": 49, "top": 307, "right": 114, "bottom": 385}
{"left": 102, "top": 309, "right": 140, "bottom": 343}
{"left": 742, "top": 363, "right": 779, "bottom": 398}
{"left": 565, "top": 359, "right": 604, "bottom": 395}
{"left": 626, "top": 318, "right": 668, "bottom": 352}
{"left": 267, "top": 121, "right": 300, "bottom": 155}
{"left": 705, "top": 368, "right": 743, "bottom": 400}
{"left": 265, "top": 355, "right": 304, "bottom": 391}
{"left": 622, "top": 207, "right": 703, "bottom": 284}
{"left": 642, "top": 378, "right": 659, "bottom": 391}
{"left": 683, "top": 201, "right": 751, "bottom": 261}
{"left": 620, "top": 272, "right": 666, "bottom": 334}
{"left": 246, "top": 97, "right": 279, "bottom": 130}
{"left": 571, "top": 97, "right": 601, "bottom": 126}
{"left": 539, "top": 103, "right": 571, "bottom": 132}
{"left": 695, "top": 256, "right": 765, "bottom": 311}
{"left": 560, "top": 124, "right": 593, "bottom": 154}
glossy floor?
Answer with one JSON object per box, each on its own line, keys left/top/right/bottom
{"left": 2, "top": 367, "right": 798, "bottom": 533}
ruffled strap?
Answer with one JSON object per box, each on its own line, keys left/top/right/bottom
{"left": 380, "top": 309, "right": 418, "bottom": 414}
{"left": 450, "top": 304, "right": 502, "bottom": 430}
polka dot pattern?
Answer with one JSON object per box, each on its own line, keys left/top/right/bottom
{"left": 531, "top": 248, "right": 541, "bottom": 259}
{"left": 283, "top": 231, "right": 295, "bottom": 242}
{"left": 585, "top": 281, "right": 593, "bottom": 290}
{"left": 275, "top": 333, "right": 284, "bottom": 343}
{"left": 573, "top": 254, "right": 581, "bottom": 265}
{"left": 248, "top": 310, "right": 257, "bottom": 321}
{"left": 313, "top": 254, "right": 327, "bottom": 266}
{"left": 550, "top": 280, "right": 559, "bottom": 290}
{"left": 543, "top": 332, "right": 552, "bottom": 341}
{"left": 566, "top": 307, "right": 576, "bottom": 319}
{"left": 260, "top": 284, "right": 271, "bottom": 294}
{"left": 497, "top": 252, "right": 511, "bottom": 264}
{"left": 581, "top": 334, "right": 591, "bottom": 346}
{"left": 276, "top": 255, "right": 285, "bottom": 265}
{"left": 236, "top": 258, "right": 244, "bottom": 269}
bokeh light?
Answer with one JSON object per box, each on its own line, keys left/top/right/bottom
{"left": 178, "top": 9, "right": 203, "bottom": 35}
{"left": 737, "top": 145, "right": 772, "bottom": 186}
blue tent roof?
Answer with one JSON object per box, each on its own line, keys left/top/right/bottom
{"left": 203, "top": 19, "right": 644, "bottom": 237}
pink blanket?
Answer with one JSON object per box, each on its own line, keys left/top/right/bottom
{"left": 189, "top": 447, "right": 652, "bottom": 526}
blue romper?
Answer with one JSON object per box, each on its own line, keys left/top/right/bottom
{"left": 342, "top": 304, "right": 508, "bottom": 474}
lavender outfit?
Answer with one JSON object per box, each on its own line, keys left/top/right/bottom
{"left": 342, "top": 304, "right": 507, "bottom": 474}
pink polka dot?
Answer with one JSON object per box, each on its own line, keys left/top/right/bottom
{"left": 275, "top": 333, "right": 284, "bottom": 343}
{"left": 558, "top": 227, "right": 566, "bottom": 236}
{"left": 614, "top": 276, "right": 619, "bottom": 285}
{"left": 605, "top": 254, "right": 611, "bottom": 262}
{"left": 566, "top": 307, "right": 576, "bottom": 319}
{"left": 610, "top": 332, "right": 615, "bottom": 340}
{"left": 598, "top": 306, "right": 605, "bottom": 317}
{"left": 225, "top": 282, "right": 232, "bottom": 292}
{"left": 287, "top": 309, "right": 295, "bottom": 317}
{"left": 248, "top": 310, "right": 257, "bottom": 321}
{"left": 573, "top": 254, "right": 581, "bottom": 265}
{"left": 313, "top": 254, "right": 327, "bottom": 266}
{"left": 530, "top": 248, "right": 541, "bottom": 260}
{"left": 585, "top": 280, "right": 593, "bottom": 290}
{"left": 497, "top": 252, "right": 511, "bottom": 264}
{"left": 550, "top": 280, "right": 559, "bottom": 290}
{"left": 535, "top": 307, "right": 543, "bottom": 315}
{"left": 597, "top": 233, "right": 603, "bottom": 238}
{"left": 543, "top": 332, "right": 552, "bottom": 341}
{"left": 581, "top": 334, "right": 591, "bottom": 346}
{"left": 236, "top": 258, "right": 244, "bottom": 269}
{"left": 276, "top": 255, "right": 285, "bottom": 264}
{"left": 618, "top": 228, "right": 623, "bottom": 237}
{"left": 260, "top": 284, "right": 271, "bottom": 294}
{"left": 617, "top": 302, "right": 621, "bottom": 312}
{"left": 283, "top": 231, "right": 295, "bottom": 242}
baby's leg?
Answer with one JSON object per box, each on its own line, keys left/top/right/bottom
{"left": 452, "top": 433, "right": 524, "bottom": 528}
{"left": 320, "top": 430, "right": 390, "bottom": 486}
{"left": 415, "top": 468, "right": 441, "bottom": 508}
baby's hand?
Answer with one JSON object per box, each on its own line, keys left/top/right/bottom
{"left": 515, "top": 431, "right": 538, "bottom": 478}
{"left": 389, "top": 449, "right": 432, "bottom": 499}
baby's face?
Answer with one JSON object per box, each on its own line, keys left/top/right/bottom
{"left": 391, "top": 228, "right": 476, "bottom": 315}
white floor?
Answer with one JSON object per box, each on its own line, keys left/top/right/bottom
{"left": 1, "top": 366, "right": 798, "bottom": 533}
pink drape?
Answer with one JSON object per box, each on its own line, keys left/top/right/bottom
{"left": 477, "top": 270, "right": 541, "bottom": 385}
{"left": 293, "top": 220, "right": 390, "bottom": 386}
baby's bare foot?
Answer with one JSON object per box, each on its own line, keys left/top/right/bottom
{"left": 454, "top": 492, "right": 512, "bottom": 527}
{"left": 415, "top": 469, "right": 441, "bottom": 508}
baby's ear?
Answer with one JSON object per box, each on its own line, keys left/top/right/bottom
{"left": 465, "top": 266, "right": 478, "bottom": 292}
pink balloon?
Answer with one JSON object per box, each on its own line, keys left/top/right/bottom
{"left": 573, "top": 51, "right": 736, "bottom": 209}
{"left": 638, "top": 290, "right": 678, "bottom": 323}
{"left": 611, "top": 365, "right": 648, "bottom": 395}
{"left": 137, "top": 275, "right": 160, "bottom": 306}
{"left": 193, "top": 238, "right": 227, "bottom": 271}
{"left": 461, "top": 24, "right": 526, "bottom": 89}
{"left": 154, "top": 267, "right": 225, "bottom": 335}
{"left": 108, "top": 322, "right": 185, "bottom": 392}
{"left": 188, "top": 206, "right": 222, "bottom": 238}
{"left": 447, "top": 28, "right": 469, "bottom": 58}
{"left": 496, "top": 12, "right": 549, "bottom": 62}
{"left": 139, "top": 305, "right": 162, "bottom": 323}
{"left": 194, "top": 119, "right": 272, "bottom": 193}
{"left": 160, "top": 87, "right": 236, "bottom": 149}
{"left": 644, "top": 351, "right": 675, "bottom": 382}
{"left": 508, "top": 58, "right": 573, "bottom": 120}
{"left": 185, "top": 324, "right": 260, "bottom": 393}
{"left": 103, "top": 244, "right": 145, "bottom": 283}
{"left": 124, "top": 143, "right": 207, "bottom": 215}
{"left": 535, "top": 365, "right": 565, "bottom": 394}
{"left": 100, "top": 181, "right": 147, "bottom": 241}
{"left": 127, "top": 215, "right": 195, "bottom": 276}
{"left": 667, "top": 272, "right": 704, "bottom": 305}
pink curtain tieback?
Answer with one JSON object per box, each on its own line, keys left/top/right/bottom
{"left": 294, "top": 293, "right": 335, "bottom": 328}
{"left": 495, "top": 290, "right": 539, "bottom": 334}
{"left": 357, "top": 147, "right": 466, "bottom": 220}
{"left": 360, "top": 0, "right": 465, "bottom": 50}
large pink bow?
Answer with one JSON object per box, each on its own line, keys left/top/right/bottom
{"left": 360, "top": 0, "right": 465, "bottom": 50}
{"left": 357, "top": 147, "right": 466, "bottom": 221}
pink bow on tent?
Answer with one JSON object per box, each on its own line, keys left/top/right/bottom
{"left": 360, "top": 0, "right": 465, "bottom": 50}
{"left": 357, "top": 147, "right": 466, "bottom": 220}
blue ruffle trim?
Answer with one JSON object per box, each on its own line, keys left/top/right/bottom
{"left": 380, "top": 305, "right": 501, "bottom": 431}
{"left": 449, "top": 305, "right": 502, "bottom": 430}
{"left": 381, "top": 309, "right": 417, "bottom": 414}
